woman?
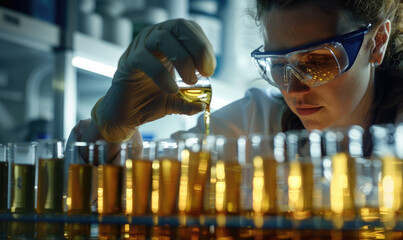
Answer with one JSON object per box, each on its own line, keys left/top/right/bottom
{"left": 68, "top": 0, "right": 402, "bottom": 159}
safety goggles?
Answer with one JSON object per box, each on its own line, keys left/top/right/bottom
{"left": 251, "top": 24, "right": 371, "bottom": 90}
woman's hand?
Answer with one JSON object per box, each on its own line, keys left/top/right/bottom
{"left": 91, "top": 19, "right": 216, "bottom": 142}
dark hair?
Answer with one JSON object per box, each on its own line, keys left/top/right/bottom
{"left": 255, "top": 0, "right": 402, "bottom": 71}
{"left": 253, "top": 0, "right": 403, "bottom": 132}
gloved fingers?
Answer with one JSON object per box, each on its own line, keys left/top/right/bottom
{"left": 168, "top": 95, "right": 205, "bottom": 115}
{"left": 145, "top": 29, "right": 198, "bottom": 85}
{"left": 127, "top": 48, "right": 178, "bottom": 94}
{"left": 159, "top": 19, "right": 216, "bottom": 77}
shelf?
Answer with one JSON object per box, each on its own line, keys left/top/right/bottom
{"left": 1, "top": 213, "right": 403, "bottom": 231}
{"left": 0, "top": 6, "right": 60, "bottom": 53}
{"left": 0, "top": 6, "right": 125, "bottom": 68}
{"left": 73, "top": 32, "right": 126, "bottom": 69}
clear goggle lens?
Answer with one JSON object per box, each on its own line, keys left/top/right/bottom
{"left": 253, "top": 42, "right": 349, "bottom": 89}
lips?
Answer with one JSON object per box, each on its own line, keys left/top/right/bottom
{"left": 295, "top": 105, "right": 323, "bottom": 116}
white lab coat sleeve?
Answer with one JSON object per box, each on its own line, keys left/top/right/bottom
{"left": 180, "top": 87, "right": 287, "bottom": 138}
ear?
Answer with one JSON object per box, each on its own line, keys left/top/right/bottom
{"left": 369, "top": 20, "right": 391, "bottom": 65}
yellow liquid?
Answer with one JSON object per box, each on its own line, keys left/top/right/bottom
{"left": 126, "top": 159, "right": 152, "bottom": 215}
{"left": 178, "top": 87, "right": 212, "bottom": 135}
{"left": 37, "top": 158, "right": 65, "bottom": 214}
{"left": 98, "top": 165, "right": 124, "bottom": 214}
{"left": 151, "top": 158, "right": 181, "bottom": 216}
{"left": 178, "top": 150, "right": 210, "bottom": 215}
{"left": 215, "top": 161, "right": 242, "bottom": 214}
{"left": 252, "top": 156, "right": 277, "bottom": 215}
{"left": 10, "top": 164, "right": 35, "bottom": 212}
{"left": 330, "top": 152, "right": 356, "bottom": 218}
{"left": 0, "top": 162, "right": 8, "bottom": 211}
{"left": 379, "top": 155, "right": 402, "bottom": 220}
{"left": 288, "top": 161, "right": 313, "bottom": 220}
{"left": 67, "top": 163, "right": 93, "bottom": 214}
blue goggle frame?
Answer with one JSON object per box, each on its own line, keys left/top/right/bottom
{"left": 251, "top": 24, "right": 372, "bottom": 88}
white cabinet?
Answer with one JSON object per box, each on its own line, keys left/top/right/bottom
{"left": 0, "top": 6, "right": 125, "bottom": 142}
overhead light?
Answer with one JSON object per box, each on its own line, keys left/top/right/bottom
{"left": 72, "top": 56, "right": 116, "bottom": 78}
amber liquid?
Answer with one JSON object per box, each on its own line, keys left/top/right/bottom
{"left": 126, "top": 159, "right": 152, "bottom": 215}
{"left": 67, "top": 163, "right": 93, "bottom": 214}
{"left": 0, "top": 162, "right": 8, "bottom": 211}
{"left": 215, "top": 161, "right": 242, "bottom": 214}
{"left": 37, "top": 158, "right": 64, "bottom": 213}
{"left": 178, "top": 87, "right": 212, "bottom": 135}
{"left": 178, "top": 150, "right": 210, "bottom": 215}
{"left": 151, "top": 158, "right": 181, "bottom": 216}
{"left": 287, "top": 161, "right": 313, "bottom": 220}
{"left": 330, "top": 152, "right": 356, "bottom": 226}
{"left": 98, "top": 165, "right": 124, "bottom": 214}
{"left": 378, "top": 155, "right": 402, "bottom": 226}
{"left": 252, "top": 156, "right": 277, "bottom": 215}
{"left": 10, "top": 164, "right": 35, "bottom": 212}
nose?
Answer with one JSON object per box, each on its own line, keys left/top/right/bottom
{"left": 284, "top": 66, "right": 311, "bottom": 94}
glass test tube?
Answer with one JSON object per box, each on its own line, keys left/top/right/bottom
{"left": 178, "top": 133, "right": 214, "bottom": 215}
{"left": 151, "top": 138, "right": 182, "bottom": 216}
{"left": 284, "top": 130, "right": 314, "bottom": 220}
{"left": 66, "top": 142, "right": 94, "bottom": 215}
{"left": 126, "top": 141, "right": 154, "bottom": 216}
{"left": 9, "top": 142, "right": 37, "bottom": 213}
{"left": 212, "top": 136, "right": 246, "bottom": 215}
{"left": 372, "top": 124, "right": 402, "bottom": 228}
{"left": 96, "top": 140, "right": 126, "bottom": 215}
{"left": 36, "top": 140, "right": 65, "bottom": 214}
{"left": 0, "top": 144, "right": 8, "bottom": 212}
{"left": 325, "top": 126, "right": 364, "bottom": 228}
{"left": 249, "top": 133, "right": 283, "bottom": 216}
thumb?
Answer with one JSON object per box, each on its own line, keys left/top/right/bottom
{"left": 168, "top": 97, "right": 206, "bottom": 115}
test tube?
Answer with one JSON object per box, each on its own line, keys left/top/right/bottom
{"left": 249, "top": 133, "right": 282, "bottom": 217}
{"left": 9, "top": 142, "right": 37, "bottom": 213}
{"left": 66, "top": 142, "right": 94, "bottom": 215}
{"left": 126, "top": 141, "right": 154, "bottom": 216}
{"left": 96, "top": 140, "right": 126, "bottom": 215}
{"left": 371, "top": 124, "right": 402, "bottom": 228}
{"left": 0, "top": 144, "right": 7, "bottom": 212}
{"left": 8, "top": 142, "right": 37, "bottom": 239}
{"left": 177, "top": 133, "right": 214, "bottom": 215}
{"left": 284, "top": 130, "right": 314, "bottom": 220}
{"left": 64, "top": 142, "right": 94, "bottom": 240}
{"left": 325, "top": 126, "right": 364, "bottom": 228}
{"left": 36, "top": 140, "right": 65, "bottom": 214}
{"left": 151, "top": 138, "right": 182, "bottom": 216}
{"left": 212, "top": 136, "right": 246, "bottom": 215}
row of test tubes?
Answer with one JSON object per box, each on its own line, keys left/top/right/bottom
{"left": 0, "top": 124, "right": 402, "bottom": 228}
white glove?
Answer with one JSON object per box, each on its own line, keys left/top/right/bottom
{"left": 91, "top": 19, "right": 216, "bottom": 142}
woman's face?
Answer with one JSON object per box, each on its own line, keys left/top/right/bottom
{"left": 261, "top": 3, "right": 374, "bottom": 130}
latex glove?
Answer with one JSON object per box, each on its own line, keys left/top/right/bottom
{"left": 91, "top": 19, "right": 216, "bottom": 142}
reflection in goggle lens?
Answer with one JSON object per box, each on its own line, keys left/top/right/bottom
{"left": 255, "top": 42, "right": 349, "bottom": 90}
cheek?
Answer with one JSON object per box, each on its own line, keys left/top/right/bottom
{"left": 323, "top": 55, "right": 371, "bottom": 112}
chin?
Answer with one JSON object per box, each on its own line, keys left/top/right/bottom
{"left": 301, "top": 120, "right": 331, "bottom": 131}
